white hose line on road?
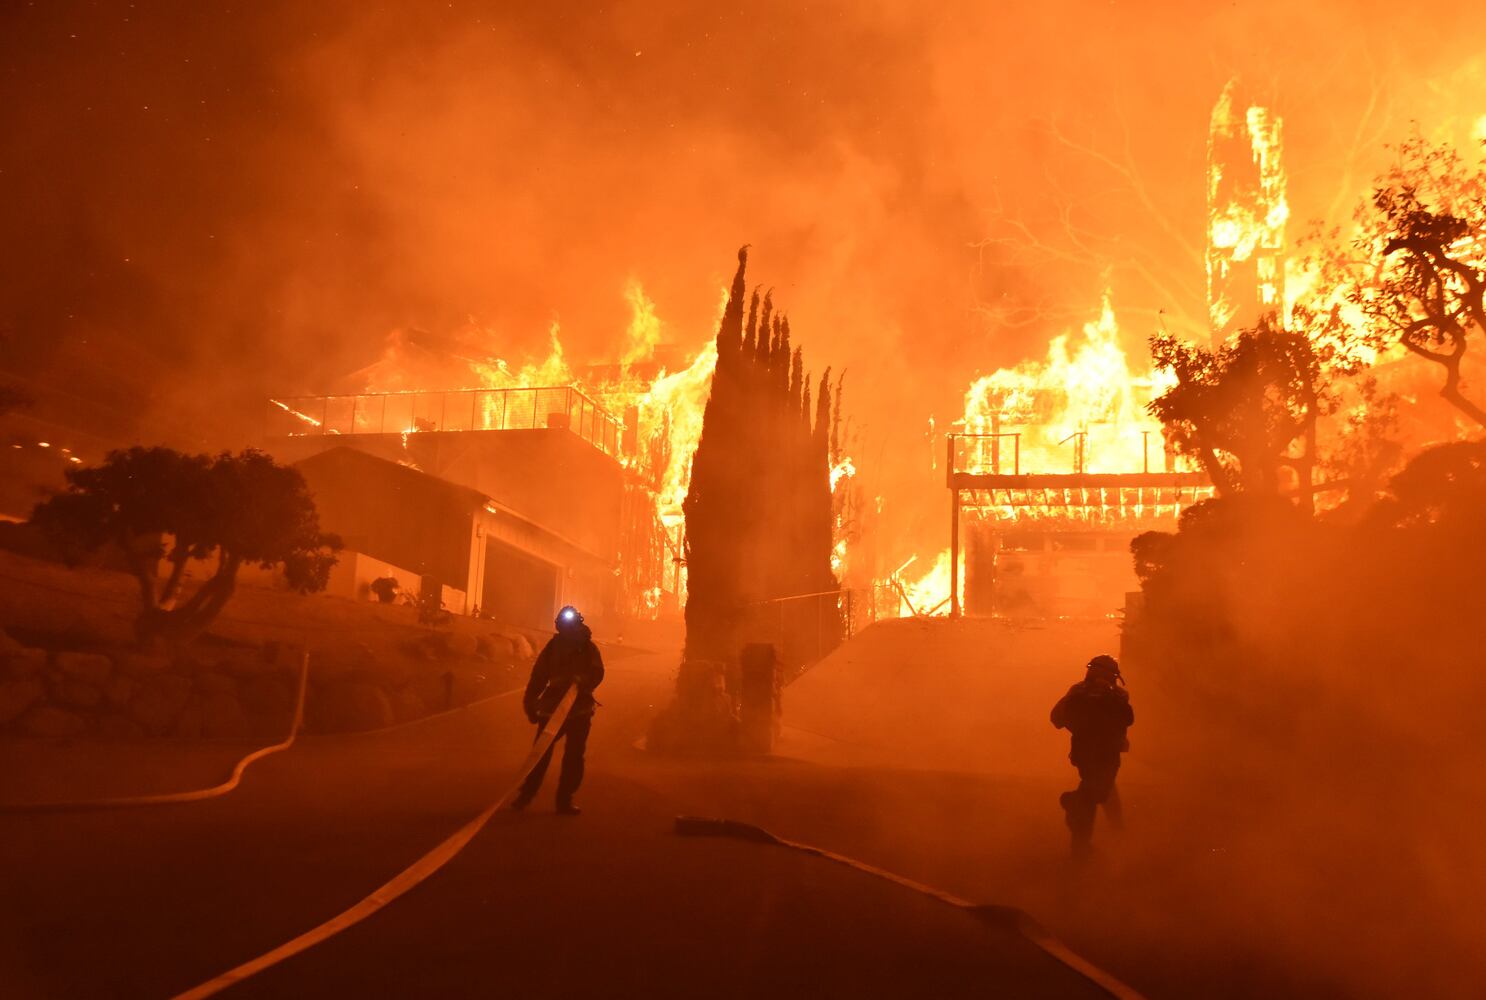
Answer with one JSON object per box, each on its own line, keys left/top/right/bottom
{"left": 365, "top": 684, "right": 523, "bottom": 737}
{"left": 171, "top": 688, "right": 577, "bottom": 1000}
{"left": 0, "top": 653, "right": 311, "bottom": 814}
{"left": 674, "top": 816, "right": 1147, "bottom": 1000}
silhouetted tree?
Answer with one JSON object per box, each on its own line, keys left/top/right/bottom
{"left": 1305, "top": 134, "right": 1486, "bottom": 428}
{"left": 683, "top": 250, "right": 751, "bottom": 668}
{"left": 1319, "top": 376, "right": 1405, "bottom": 515}
{"left": 682, "top": 248, "right": 842, "bottom": 671}
{"left": 1149, "top": 318, "right": 1326, "bottom": 507}
{"left": 32, "top": 447, "right": 340, "bottom": 645}
{"left": 1363, "top": 439, "right": 1486, "bottom": 541}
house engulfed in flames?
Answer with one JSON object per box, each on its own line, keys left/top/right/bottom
{"left": 903, "top": 81, "right": 1288, "bottom": 619}
{"left": 265, "top": 383, "right": 668, "bottom": 628}
{"left": 263, "top": 288, "right": 718, "bottom": 629}
{"left": 261, "top": 278, "right": 868, "bottom": 632}
{"left": 939, "top": 297, "right": 1213, "bottom": 619}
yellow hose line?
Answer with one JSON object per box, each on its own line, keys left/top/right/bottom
{"left": 1, "top": 652, "right": 310, "bottom": 813}
{"left": 170, "top": 688, "right": 577, "bottom": 1000}
{"left": 674, "top": 816, "right": 1147, "bottom": 1000}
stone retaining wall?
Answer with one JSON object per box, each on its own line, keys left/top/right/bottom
{"left": 0, "top": 627, "right": 536, "bottom": 739}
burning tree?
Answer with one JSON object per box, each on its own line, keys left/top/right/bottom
{"left": 682, "top": 247, "right": 842, "bottom": 672}
{"left": 1305, "top": 133, "right": 1486, "bottom": 429}
{"left": 33, "top": 447, "right": 341, "bottom": 645}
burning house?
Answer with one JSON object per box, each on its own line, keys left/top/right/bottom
{"left": 945, "top": 429, "right": 1213, "bottom": 620}
{"left": 906, "top": 85, "right": 1289, "bottom": 620}
{"left": 264, "top": 383, "right": 679, "bottom": 625}
{"left": 918, "top": 296, "right": 1214, "bottom": 619}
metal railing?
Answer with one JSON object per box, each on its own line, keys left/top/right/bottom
{"left": 267, "top": 386, "right": 624, "bottom": 460}
{"left": 744, "top": 586, "right": 883, "bottom": 679}
{"left": 950, "top": 428, "right": 1180, "bottom": 478}
{"left": 948, "top": 432, "right": 1022, "bottom": 477}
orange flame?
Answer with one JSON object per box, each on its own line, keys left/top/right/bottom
{"left": 893, "top": 551, "right": 962, "bottom": 618}
{"left": 960, "top": 293, "right": 1171, "bottom": 477}
{"left": 1207, "top": 81, "right": 1289, "bottom": 333}
{"left": 634, "top": 339, "right": 718, "bottom": 530}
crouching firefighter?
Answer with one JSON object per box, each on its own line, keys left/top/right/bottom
{"left": 1051, "top": 654, "right": 1133, "bottom": 855}
{"left": 511, "top": 605, "right": 605, "bottom": 816}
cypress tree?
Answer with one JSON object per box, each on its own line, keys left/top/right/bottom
{"left": 681, "top": 249, "right": 843, "bottom": 674}
{"left": 682, "top": 247, "right": 750, "bottom": 666}
{"left": 755, "top": 292, "right": 773, "bottom": 369}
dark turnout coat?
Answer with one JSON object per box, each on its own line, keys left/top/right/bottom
{"left": 524, "top": 623, "right": 605, "bottom": 721}
{"left": 1051, "top": 680, "right": 1133, "bottom": 766}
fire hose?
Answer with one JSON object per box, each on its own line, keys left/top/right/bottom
{"left": 170, "top": 686, "right": 577, "bottom": 1000}
{"left": 675, "top": 816, "right": 1147, "bottom": 1000}
{"left": 0, "top": 651, "right": 311, "bottom": 814}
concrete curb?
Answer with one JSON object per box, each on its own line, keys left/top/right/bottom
{"left": 674, "top": 815, "right": 1147, "bottom": 1000}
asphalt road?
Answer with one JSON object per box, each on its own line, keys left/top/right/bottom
{"left": 0, "top": 647, "right": 1109, "bottom": 999}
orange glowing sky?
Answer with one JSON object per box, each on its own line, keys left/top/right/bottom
{"left": 3, "top": 1, "right": 1485, "bottom": 550}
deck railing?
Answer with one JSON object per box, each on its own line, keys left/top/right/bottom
{"left": 267, "top": 386, "right": 624, "bottom": 460}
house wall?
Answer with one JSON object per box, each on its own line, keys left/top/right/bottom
{"left": 469, "top": 507, "right": 614, "bottom": 624}
{"left": 966, "top": 525, "right": 1143, "bottom": 619}
{"left": 273, "top": 429, "right": 624, "bottom": 563}
{"left": 240, "top": 550, "right": 470, "bottom": 613}
{"left": 292, "top": 447, "right": 478, "bottom": 588}
{"left": 274, "top": 435, "right": 626, "bottom": 621}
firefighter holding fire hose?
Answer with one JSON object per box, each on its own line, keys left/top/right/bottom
{"left": 511, "top": 605, "right": 605, "bottom": 815}
{"left": 1051, "top": 654, "right": 1133, "bottom": 855}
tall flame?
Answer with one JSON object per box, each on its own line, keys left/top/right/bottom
{"left": 960, "top": 294, "right": 1169, "bottom": 475}
{"left": 1207, "top": 81, "right": 1289, "bottom": 334}
{"left": 469, "top": 320, "right": 575, "bottom": 390}
{"left": 893, "top": 551, "right": 962, "bottom": 617}
{"left": 343, "top": 281, "right": 841, "bottom": 610}
{"left": 636, "top": 340, "right": 718, "bottom": 530}
{"left": 621, "top": 280, "right": 664, "bottom": 368}
{"left": 440, "top": 285, "right": 719, "bottom": 536}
